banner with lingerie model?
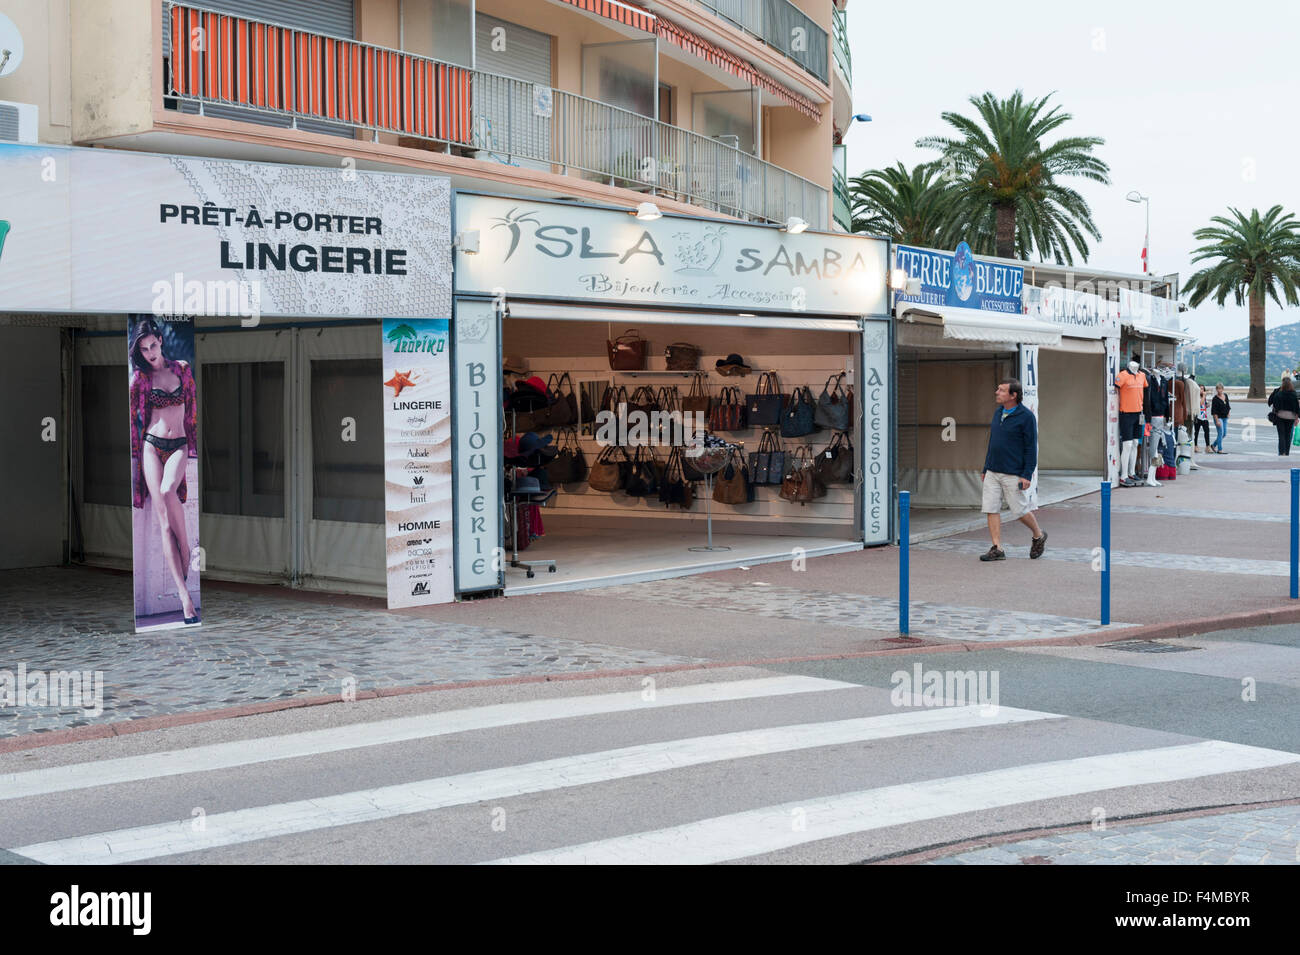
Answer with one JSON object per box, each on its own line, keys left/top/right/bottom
{"left": 129, "top": 313, "right": 202, "bottom": 632}
{"left": 382, "top": 318, "right": 455, "bottom": 608}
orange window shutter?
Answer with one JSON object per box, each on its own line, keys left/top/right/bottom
{"left": 388, "top": 52, "right": 399, "bottom": 129}
{"left": 423, "top": 60, "right": 434, "bottom": 138}
{"left": 281, "top": 30, "right": 294, "bottom": 110}
{"left": 187, "top": 9, "right": 201, "bottom": 96}
{"left": 297, "top": 33, "right": 310, "bottom": 114}
{"left": 323, "top": 38, "right": 336, "bottom": 118}
{"left": 204, "top": 13, "right": 220, "bottom": 98}
{"left": 234, "top": 19, "right": 249, "bottom": 103}
{"left": 350, "top": 45, "right": 362, "bottom": 124}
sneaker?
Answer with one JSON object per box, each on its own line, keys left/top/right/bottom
{"left": 1030, "top": 532, "right": 1048, "bottom": 559}
{"left": 979, "top": 546, "right": 1006, "bottom": 562}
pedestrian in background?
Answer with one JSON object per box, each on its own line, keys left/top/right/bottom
{"left": 1269, "top": 377, "right": 1300, "bottom": 455}
{"left": 979, "top": 378, "right": 1047, "bottom": 562}
{"left": 1192, "top": 379, "right": 1211, "bottom": 451}
{"left": 1210, "top": 383, "right": 1230, "bottom": 454}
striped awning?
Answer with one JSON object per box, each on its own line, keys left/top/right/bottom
{"left": 553, "top": 0, "right": 823, "bottom": 121}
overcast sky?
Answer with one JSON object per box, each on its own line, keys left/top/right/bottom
{"left": 843, "top": 0, "right": 1300, "bottom": 348}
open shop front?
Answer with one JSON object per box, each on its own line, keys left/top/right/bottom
{"left": 0, "top": 143, "right": 456, "bottom": 623}
{"left": 890, "top": 244, "right": 1105, "bottom": 532}
{"left": 450, "top": 193, "right": 893, "bottom": 596}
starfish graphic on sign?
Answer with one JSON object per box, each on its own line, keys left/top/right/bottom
{"left": 385, "top": 369, "right": 418, "bottom": 396}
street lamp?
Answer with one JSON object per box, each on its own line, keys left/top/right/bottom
{"left": 1126, "top": 190, "right": 1150, "bottom": 274}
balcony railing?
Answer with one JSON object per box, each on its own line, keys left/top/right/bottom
{"left": 831, "top": 5, "right": 851, "bottom": 86}
{"left": 832, "top": 166, "right": 851, "bottom": 232}
{"left": 162, "top": 3, "right": 827, "bottom": 230}
{"left": 688, "top": 1, "right": 829, "bottom": 85}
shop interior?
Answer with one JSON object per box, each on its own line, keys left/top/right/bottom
{"left": 896, "top": 325, "right": 1103, "bottom": 541}
{"left": 498, "top": 315, "right": 866, "bottom": 594}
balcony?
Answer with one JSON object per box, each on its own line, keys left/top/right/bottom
{"left": 687, "top": 1, "right": 829, "bottom": 85}
{"left": 162, "top": 3, "right": 827, "bottom": 230}
{"left": 831, "top": 5, "right": 851, "bottom": 87}
{"left": 832, "top": 166, "right": 851, "bottom": 232}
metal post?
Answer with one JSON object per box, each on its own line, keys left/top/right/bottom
{"left": 899, "top": 490, "right": 910, "bottom": 635}
{"left": 1291, "top": 469, "right": 1298, "bottom": 599}
{"left": 1101, "top": 480, "right": 1111, "bottom": 625}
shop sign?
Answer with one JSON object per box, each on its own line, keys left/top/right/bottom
{"left": 451, "top": 299, "right": 504, "bottom": 594}
{"left": 0, "top": 144, "right": 451, "bottom": 317}
{"left": 382, "top": 319, "right": 455, "bottom": 608}
{"left": 454, "top": 193, "right": 889, "bottom": 316}
{"left": 1105, "top": 338, "right": 1121, "bottom": 484}
{"left": 1019, "top": 344, "right": 1040, "bottom": 512}
{"left": 1119, "top": 288, "right": 1181, "bottom": 331}
{"left": 863, "top": 323, "right": 890, "bottom": 545}
{"left": 894, "top": 242, "right": 1024, "bottom": 314}
{"left": 1026, "top": 284, "right": 1119, "bottom": 338}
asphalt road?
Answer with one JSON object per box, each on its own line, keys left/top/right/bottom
{"left": 1, "top": 622, "right": 1296, "bottom": 865}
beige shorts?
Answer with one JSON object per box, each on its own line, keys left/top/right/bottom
{"left": 982, "top": 471, "right": 1030, "bottom": 519}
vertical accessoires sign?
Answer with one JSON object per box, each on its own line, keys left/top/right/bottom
{"left": 862, "top": 322, "right": 891, "bottom": 545}
{"left": 1105, "top": 337, "right": 1121, "bottom": 485}
{"left": 382, "top": 318, "right": 454, "bottom": 608}
{"left": 452, "top": 298, "right": 504, "bottom": 593}
{"left": 1019, "top": 344, "right": 1040, "bottom": 512}
{"left": 129, "top": 314, "right": 201, "bottom": 633}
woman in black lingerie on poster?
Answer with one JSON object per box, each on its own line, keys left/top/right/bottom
{"left": 128, "top": 316, "right": 200, "bottom": 625}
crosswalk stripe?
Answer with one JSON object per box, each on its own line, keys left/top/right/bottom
{"left": 8, "top": 705, "right": 1061, "bottom": 864}
{"left": 486, "top": 740, "right": 1300, "bottom": 865}
{"left": 0, "top": 675, "right": 857, "bottom": 802}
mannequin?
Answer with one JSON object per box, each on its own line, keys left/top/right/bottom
{"left": 1114, "top": 359, "right": 1148, "bottom": 487}
{"left": 1176, "top": 363, "right": 1203, "bottom": 471}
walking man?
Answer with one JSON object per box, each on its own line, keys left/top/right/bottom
{"left": 980, "top": 378, "right": 1047, "bottom": 561}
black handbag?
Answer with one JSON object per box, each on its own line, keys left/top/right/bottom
{"left": 545, "top": 428, "right": 587, "bottom": 485}
{"left": 749, "top": 430, "right": 786, "bottom": 486}
{"left": 658, "top": 447, "right": 694, "bottom": 509}
{"left": 747, "top": 371, "right": 784, "bottom": 426}
{"left": 814, "top": 373, "right": 851, "bottom": 431}
{"left": 780, "top": 385, "right": 817, "bottom": 438}
{"left": 813, "top": 432, "right": 854, "bottom": 485}
{"left": 546, "top": 372, "right": 577, "bottom": 428}
{"left": 624, "top": 446, "right": 660, "bottom": 498}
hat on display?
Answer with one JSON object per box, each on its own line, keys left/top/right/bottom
{"left": 517, "top": 432, "right": 556, "bottom": 459}
{"left": 512, "top": 474, "right": 542, "bottom": 495}
{"left": 503, "top": 435, "right": 521, "bottom": 459}
{"left": 715, "top": 354, "right": 751, "bottom": 376}
{"left": 520, "top": 375, "right": 549, "bottom": 397}
{"left": 503, "top": 355, "right": 529, "bottom": 375}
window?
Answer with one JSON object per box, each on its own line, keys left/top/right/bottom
{"left": 81, "top": 365, "right": 129, "bottom": 507}
{"left": 201, "top": 362, "right": 286, "bottom": 518}
{"left": 311, "top": 359, "right": 383, "bottom": 524}
{"left": 658, "top": 84, "right": 673, "bottom": 125}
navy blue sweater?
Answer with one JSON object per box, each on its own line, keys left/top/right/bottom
{"left": 983, "top": 403, "right": 1038, "bottom": 481}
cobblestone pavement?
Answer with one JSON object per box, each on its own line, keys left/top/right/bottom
{"left": 1058, "top": 502, "right": 1289, "bottom": 523}
{"left": 0, "top": 569, "right": 700, "bottom": 739}
{"left": 925, "top": 805, "right": 1300, "bottom": 864}
{"left": 599, "top": 578, "right": 1129, "bottom": 643}
{"left": 917, "top": 537, "right": 1292, "bottom": 577}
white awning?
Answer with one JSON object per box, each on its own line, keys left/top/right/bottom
{"left": 1123, "top": 322, "right": 1195, "bottom": 342}
{"left": 895, "top": 304, "right": 1062, "bottom": 347}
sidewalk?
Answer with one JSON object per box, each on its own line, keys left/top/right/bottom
{"left": 3, "top": 449, "right": 1299, "bottom": 742}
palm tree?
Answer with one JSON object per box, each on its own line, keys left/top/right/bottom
{"left": 848, "top": 162, "right": 958, "bottom": 247}
{"left": 917, "top": 90, "right": 1110, "bottom": 263}
{"left": 1183, "top": 206, "right": 1300, "bottom": 398}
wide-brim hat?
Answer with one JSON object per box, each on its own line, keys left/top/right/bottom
{"left": 715, "top": 353, "right": 751, "bottom": 376}
{"left": 517, "top": 432, "right": 555, "bottom": 458}
{"left": 503, "top": 355, "right": 529, "bottom": 375}
{"left": 519, "top": 375, "right": 549, "bottom": 396}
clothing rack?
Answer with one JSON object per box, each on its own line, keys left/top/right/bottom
{"left": 688, "top": 439, "right": 743, "bottom": 554}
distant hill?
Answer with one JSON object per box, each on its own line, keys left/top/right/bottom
{"left": 1190, "top": 321, "right": 1300, "bottom": 387}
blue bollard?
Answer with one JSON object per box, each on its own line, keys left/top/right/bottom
{"left": 1291, "top": 470, "right": 1298, "bottom": 600}
{"left": 1101, "top": 481, "right": 1111, "bottom": 626}
{"left": 900, "top": 490, "right": 910, "bottom": 635}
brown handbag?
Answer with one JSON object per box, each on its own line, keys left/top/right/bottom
{"left": 588, "top": 445, "right": 629, "bottom": 492}
{"left": 607, "top": 329, "right": 647, "bottom": 370}
{"left": 713, "top": 448, "right": 750, "bottom": 505}
{"left": 780, "top": 446, "right": 826, "bottom": 505}
{"left": 813, "top": 432, "right": 854, "bottom": 485}
{"left": 710, "top": 386, "right": 747, "bottom": 431}
{"left": 681, "top": 373, "right": 711, "bottom": 416}
{"left": 547, "top": 372, "right": 577, "bottom": 428}
{"left": 665, "top": 341, "right": 702, "bottom": 371}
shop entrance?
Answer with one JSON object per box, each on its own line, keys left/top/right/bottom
{"left": 72, "top": 320, "right": 385, "bottom": 595}
{"left": 498, "top": 313, "right": 867, "bottom": 594}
